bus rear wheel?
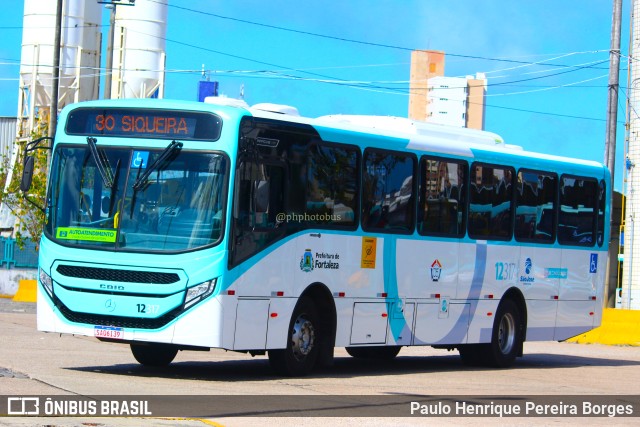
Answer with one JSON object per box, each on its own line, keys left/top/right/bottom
{"left": 486, "top": 299, "right": 522, "bottom": 367}
{"left": 345, "top": 346, "right": 401, "bottom": 360}
{"left": 459, "top": 299, "right": 522, "bottom": 368}
{"left": 269, "top": 296, "right": 319, "bottom": 376}
{"left": 130, "top": 343, "right": 178, "bottom": 367}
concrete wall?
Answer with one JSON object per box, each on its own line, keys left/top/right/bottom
{"left": 0, "top": 268, "right": 36, "bottom": 297}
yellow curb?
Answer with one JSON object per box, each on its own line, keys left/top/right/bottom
{"left": 144, "top": 419, "right": 225, "bottom": 427}
{"left": 12, "top": 279, "right": 37, "bottom": 303}
{"left": 567, "top": 308, "right": 640, "bottom": 346}
{"left": 193, "top": 419, "right": 226, "bottom": 427}
{"left": 0, "top": 294, "right": 13, "bottom": 299}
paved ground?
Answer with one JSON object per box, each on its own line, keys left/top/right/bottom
{"left": 1, "top": 298, "right": 639, "bottom": 426}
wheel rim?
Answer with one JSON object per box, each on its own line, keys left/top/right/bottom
{"left": 498, "top": 312, "right": 516, "bottom": 355}
{"left": 291, "top": 313, "right": 315, "bottom": 361}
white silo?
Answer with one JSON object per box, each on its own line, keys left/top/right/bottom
{"left": 18, "top": 0, "right": 101, "bottom": 135}
{"left": 110, "top": 0, "right": 167, "bottom": 99}
{"left": 4, "top": 0, "right": 102, "bottom": 236}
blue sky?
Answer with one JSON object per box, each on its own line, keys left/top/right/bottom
{"left": 0, "top": 0, "right": 629, "bottom": 190}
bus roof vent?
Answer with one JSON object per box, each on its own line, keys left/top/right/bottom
{"left": 251, "top": 103, "right": 300, "bottom": 116}
{"left": 204, "top": 96, "right": 249, "bottom": 108}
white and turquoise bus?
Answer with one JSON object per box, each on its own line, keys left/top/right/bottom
{"left": 25, "top": 98, "right": 610, "bottom": 376}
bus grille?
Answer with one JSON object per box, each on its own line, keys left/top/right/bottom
{"left": 54, "top": 295, "right": 180, "bottom": 329}
{"left": 56, "top": 265, "right": 180, "bottom": 284}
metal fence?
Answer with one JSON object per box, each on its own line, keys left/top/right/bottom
{"left": 0, "top": 237, "right": 38, "bottom": 269}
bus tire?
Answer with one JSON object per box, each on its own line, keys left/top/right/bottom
{"left": 485, "top": 299, "right": 522, "bottom": 368}
{"left": 268, "top": 296, "right": 319, "bottom": 376}
{"left": 345, "top": 346, "right": 401, "bottom": 360}
{"left": 130, "top": 343, "right": 178, "bottom": 367}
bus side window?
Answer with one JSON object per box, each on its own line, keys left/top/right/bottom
{"left": 306, "top": 143, "right": 359, "bottom": 227}
{"left": 597, "top": 179, "right": 606, "bottom": 247}
{"left": 514, "top": 170, "right": 556, "bottom": 243}
{"left": 558, "top": 176, "right": 597, "bottom": 246}
{"left": 418, "top": 157, "right": 467, "bottom": 237}
{"left": 468, "top": 163, "right": 514, "bottom": 241}
{"left": 362, "top": 149, "right": 416, "bottom": 233}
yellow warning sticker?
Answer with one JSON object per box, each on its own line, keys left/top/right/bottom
{"left": 361, "top": 236, "right": 377, "bottom": 269}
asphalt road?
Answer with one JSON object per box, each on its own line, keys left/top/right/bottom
{"left": 0, "top": 298, "right": 639, "bottom": 426}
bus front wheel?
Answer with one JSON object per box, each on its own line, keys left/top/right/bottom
{"left": 130, "top": 343, "right": 178, "bottom": 367}
{"left": 268, "top": 296, "right": 319, "bottom": 376}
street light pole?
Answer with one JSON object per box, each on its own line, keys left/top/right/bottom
{"left": 104, "top": 4, "right": 116, "bottom": 99}
{"left": 99, "top": 0, "right": 136, "bottom": 100}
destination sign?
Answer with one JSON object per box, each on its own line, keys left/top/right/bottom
{"left": 66, "top": 108, "right": 222, "bottom": 141}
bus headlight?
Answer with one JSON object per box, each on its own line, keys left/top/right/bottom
{"left": 184, "top": 278, "right": 217, "bottom": 309}
{"left": 39, "top": 267, "right": 53, "bottom": 297}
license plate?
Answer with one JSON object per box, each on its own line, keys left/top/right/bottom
{"left": 94, "top": 325, "right": 124, "bottom": 339}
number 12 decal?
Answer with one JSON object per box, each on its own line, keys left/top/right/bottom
{"left": 136, "top": 304, "right": 159, "bottom": 314}
{"left": 495, "top": 262, "right": 517, "bottom": 281}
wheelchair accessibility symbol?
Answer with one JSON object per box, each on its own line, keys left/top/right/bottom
{"left": 590, "top": 253, "right": 598, "bottom": 274}
{"left": 131, "top": 151, "right": 149, "bottom": 168}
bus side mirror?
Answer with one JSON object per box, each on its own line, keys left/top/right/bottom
{"left": 20, "top": 155, "right": 35, "bottom": 192}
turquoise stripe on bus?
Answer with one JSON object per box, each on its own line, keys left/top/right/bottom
{"left": 383, "top": 237, "right": 409, "bottom": 342}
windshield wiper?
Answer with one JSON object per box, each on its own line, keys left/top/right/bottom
{"left": 87, "top": 137, "right": 114, "bottom": 188}
{"left": 132, "top": 140, "right": 183, "bottom": 191}
{"left": 107, "top": 159, "right": 121, "bottom": 217}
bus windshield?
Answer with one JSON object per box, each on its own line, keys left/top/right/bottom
{"left": 45, "top": 144, "right": 227, "bottom": 252}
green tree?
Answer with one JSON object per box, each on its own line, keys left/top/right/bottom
{"left": 0, "top": 115, "right": 49, "bottom": 248}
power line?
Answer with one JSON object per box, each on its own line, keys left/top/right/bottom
{"left": 127, "top": 25, "right": 612, "bottom": 102}
{"left": 148, "top": 0, "right": 611, "bottom": 71}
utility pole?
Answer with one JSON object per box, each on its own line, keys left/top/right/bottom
{"left": 602, "top": 0, "right": 623, "bottom": 309}
{"left": 605, "top": 0, "right": 623, "bottom": 192}
{"left": 49, "top": 0, "right": 64, "bottom": 141}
